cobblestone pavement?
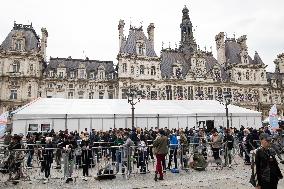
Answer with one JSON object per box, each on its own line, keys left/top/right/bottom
{"left": 0, "top": 156, "right": 283, "bottom": 189}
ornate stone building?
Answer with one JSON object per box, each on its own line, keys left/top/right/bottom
{"left": 1, "top": 6, "right": 284, "bottom": 119}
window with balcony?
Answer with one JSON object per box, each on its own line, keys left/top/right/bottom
{"left": 188, "top": 86, "right": 193, "bottom": 100}
{"left": 166, "top": 85, "right": 172, "bottom": 100}
{"left": 12, "top": 61, "right": 20, "bottom": 73}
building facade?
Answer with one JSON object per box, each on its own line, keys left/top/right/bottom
{"left": 1, "top": 6, "right": 284, "bottom": 119}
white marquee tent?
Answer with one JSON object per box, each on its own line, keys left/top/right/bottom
{"left": 11, "top": 98, "right": 262, "bottom": 135}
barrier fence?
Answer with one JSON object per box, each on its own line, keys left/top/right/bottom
{"left": 0, "top": 137, "right": 283, "bottom": 184}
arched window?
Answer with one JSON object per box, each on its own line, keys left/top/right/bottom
{"left": 150, "top": 66, "right": 156, "bottom": 75}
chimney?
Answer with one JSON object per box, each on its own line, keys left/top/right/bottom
{"left": 118, "top": 20, "right": 125, "bottom": 51}
{"left": 41, "top": 28, "right": 48, "bottom": 61}
{"left": 147, "top": 23, "right": 155, "bottom": 49}
{"left": 215, "top": 32, "right": 226, "bottom": 67}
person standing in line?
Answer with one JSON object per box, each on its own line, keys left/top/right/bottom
{"left": 255, "top": 133, "right": 283, "bottom": 189}
{"left": 42, "top": 137, "right": 54, "bottom": 183}
{"left": 223, "top": 129, "right": 234, "bottom": 167}
{"left": 153, "top": 129, "right": 168, "bottom": 181}
{"left": 211, "top": 128, "right": 222, "bottom": 167}
{"left": 167, "top": 131, "right": 178, "bottom": 169}
{"left": 81, "top": 138, "right": 91, "bottom": 181}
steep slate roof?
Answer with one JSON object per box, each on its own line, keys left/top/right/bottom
{"left": 119, "top": 27, "right": 157, "bottom": 57}
{"left": 160, "top": 50, "right": 189, "bottom": 78}
{"left": 224, "top": 39, "right": 264, "bottom": 65}
{"left": 0, "top": 23, "right": 40, "bottom": 52}
{"left": 46, "top": 57, "right": 115, "bottom": 76}
{"left": 204, "top": 54, "right": 229, "bottom": 81}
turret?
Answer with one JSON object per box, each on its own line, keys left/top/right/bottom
{"left": 147, "top": 23, "right": 155, "bottom": 49}
{"left": 41, "top": 28, "right": 48, "bottom": 61}
{"left": 118, "top": 19, "right": 125, "bottom": 51}
{"left": 215, "top": 32, "right": 226, "bottom": 67}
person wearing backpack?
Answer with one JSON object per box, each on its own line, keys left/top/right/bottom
{"left": 254, "top": 133, "right": 283, "bottom": 189}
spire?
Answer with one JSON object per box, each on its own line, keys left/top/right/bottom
{"left": 179, "top": 5, "right": 197, "bottom": 54}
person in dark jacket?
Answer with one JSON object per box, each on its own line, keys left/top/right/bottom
{"left": 255, "top": 133, "right": 283, "bottom": 189}
{"left": 41, "top": 137, "right": 54, "bottom": 183}
{"left": 81, "top": 139, "right": 91, "bottom": 181}
{"left": 223, "top": 129, "right": 234, "bottom": 167}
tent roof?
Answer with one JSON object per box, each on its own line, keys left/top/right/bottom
{"left": 12, "top": 98, "right": 261, "bottom": 120}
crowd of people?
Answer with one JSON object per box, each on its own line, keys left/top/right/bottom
{"left": 1, "top": 125, "right": 283, "bottom": 188}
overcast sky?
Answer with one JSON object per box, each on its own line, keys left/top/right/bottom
{"left": 0, "top": 0, "right": 283, "bottom": 72}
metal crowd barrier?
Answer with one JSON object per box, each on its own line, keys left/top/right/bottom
{"left": 0, "top": 137, "right": 262, "bottom": 184}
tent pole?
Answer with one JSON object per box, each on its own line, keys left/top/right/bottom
{"left": 195, "top": 113, "right": 198, "bottom": 129}
{"left": 187, "top": 116, "right": 188, "bottom": 128}
{"left": 230, "top": 113, "right": 233, "bottom": 128}
{"left": 65, "top": 114, "right": 67, "bottom": 130}
{"left": 114, "top": 114, "right": 116, "bottom": 129}
{"left": 157, "top": 114, "right": 160, "bottom": 129}
{"left": 78, "top": 119, "right": 80, "bottom": 132}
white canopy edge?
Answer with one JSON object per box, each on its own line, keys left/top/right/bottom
{"left": 12, "top": 98, "right": 261, "bottom": 120}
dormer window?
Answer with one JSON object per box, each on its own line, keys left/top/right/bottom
{"left": 136, "top": 41, "right": 146, "bottom": 56}
{"left": 98, "top": 65, "right": 105, "bottom": 80}
{"left": 14, "top": 39, "right": 23, "bottom": 51}
{"left": 79, "top": 70, "right": 85, "bottom": 79}
{"left": 176, "top": 68, "right": 182, "bottom": 78}
{"left": 90, "top": 72, "right": 95, "bottom": 79}
{"left": 99, "top": 71, "right": 104, "bottom": 80}
{"left": 59, "top": 72, "right": 64, "bottom": 78}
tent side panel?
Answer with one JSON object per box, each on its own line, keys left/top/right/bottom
{"left": 53, "top": 119, "right": 66, "bottom": 132}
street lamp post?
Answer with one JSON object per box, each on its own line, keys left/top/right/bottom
{"left": 217, "top": 91, "right": 232, "bottom": 167}
{"left": 127, "top": 87, "right": 142, "bottom": 129}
